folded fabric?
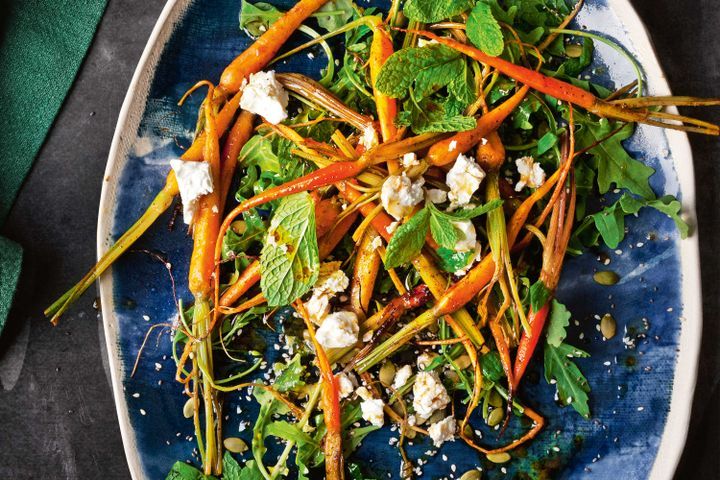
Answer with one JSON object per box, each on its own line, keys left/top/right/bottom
{"left": 0, "top": 0, "right": 108, "bottom": 334}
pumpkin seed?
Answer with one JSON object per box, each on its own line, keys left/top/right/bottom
{"left": 486, "top": 452, "right": 511, "bottom": 464}
{"left": 601, "top": 313, "right": 617, "bottom": 339}
{"left": 463, "top": 423, "right": 474, "bottom": 438}
{"left": 182, "top": 398, "right": 194, "bottom": 419}
{"left": 224, "top": 437, "right": 249, "bottom": 454}
{"left": 488, "top": 390, "right": 503, "bottom": 408}
{"left": 459, "top": 471, "right": 482, "bottom": 480}
{"left": 455, "top": 355, "right": 472, "bottom": 370}
{"left": 428, "top": 410, "right": 445, "bottom": 425}
{"left": 487, "top": 407, "right": 504, "bottom": 427}
{"left": 565, "top": 43, "right": 584, "bottom": 58}
{"left": 379, "top": 362, "right": 396, "bottom": 387}
{"left": 593, "top": 270, "right": 620, "bottom": 286}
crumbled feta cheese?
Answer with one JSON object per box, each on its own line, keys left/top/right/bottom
{"left": 446, "top": 154, "right": 486, "bottom": 208}
{"left": 426, "top": 189, "right": 448, "bottom": 204}
{"left": 314, "top": 266, "right": 350, "bottom": 295}
{"left": 316, "top": 311, "right": 359, "bottom": 348}
{"left": 393, "top": 365, "right": 413, "bottom": 390}
{"left": 337, "top": 373, "right": 355, "bottom": 399}
{"left": 452, "top": 220, "right": 476, "bottom": 252}
{"left": 453, "top": 242, "right": 483, "bottom": 277}
{"left": 356, "top": 386, "right": 372, "bottom": 401}
{"left": 427, "top": 416, "right": 456, "bottom": 447}
{"left": 305, "top": 293, "right": 330, "bottom": 325}
{"left": 240, "top": 71, "right": 289, "bottom": 124}
{"left": 417, "top": 352, "right": 437, "bottom": 370}
{"left": 514, "top": 156, "right": 546, "bottom": 191}
{"left": 360, "top": 126, "right": 379, "bottom": 150}
{"left": 413, "top": 371, "right": 450, "bottom": 420}
{"left": 401, "top": 152, "right": 420, "bottom": 169}
{"left": 369, "top": 235, "right": 383, "bottom": 250}
{"left": 448, "top": 140, "right": 458, "bottom": 152}
{"left": 361, "top": 398, "right": 385, "bottom": 427}
{"left": 362, "top": 330, "right": 373, "bottom": 342}
{"left": 418, "top": 38, "right": 439, "bottom": 48}
{"left": 381, "top": 174, "right": 425, "bottom": 220}
{"left": 170, "top": 159, "right": 214, "bottom": 224}
{"left": 386, "top": 221, "right": 399, "bottom": 234}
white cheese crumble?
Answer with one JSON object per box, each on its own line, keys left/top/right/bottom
{"left": 381, "top": 174, "right": 425, "bottom": 220}
{"left": 401, "top": 152, "right": 420, "bottom": 169}
{"left": 418, "top": 38, "right": 440, "bottom": 48}
{"left": 417, "top": 352, "right": 437, "bottom": 370}
{"left": 452, "top": 220, "right": 476, "bottom": 252}
{"left": 426, "top": 189, "right": 448, "bottom": 204}
{"left": 448, "top": 140, "right": 458, "bottom": 152}
{"left": 360, "top": 398, "right": 385, "bottom": 427}
{"left": 392, "top": 365, "right": 413, "bottom": 390}
{"left": 305, "top": 263, "right": 350, "bottom": 324}
{"left": 369, "top": 235, "right": 383, "bottom": 250}
{"left": 305, "top": 293, "right": 330, "bottom": 325}
{"left": 386, "top": 221, "right": 399, "bottom": 234}
{"left": 315, "top": 311, "right": 359, "bottom": 348}
{"left": 314, "top": 266, "right": 350, "bottom": 296}
{"left": 413, "top": 371, "right": 450, "bottom": 420}
{"left": 360, "top": 126, "right": 379, "bottom": 150}
{"left": 515, "top": 156, "right": 546, "bottom": 191}
{"left": 337, "top": 372, "right": 355, "bottom": 399}
{"left": 239, "top": 70, "right": 289, "bottom": 125}
{"left": 170, "top": 159, "right": 214, "bottom": 224}
{"left": 427, "top": 416, "right": 457, "bottom": 447}
{"left": 446, "top": 154, "right": 486, "bottom": 208}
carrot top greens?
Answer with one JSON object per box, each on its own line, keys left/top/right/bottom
{"left": 43, "top": 0, "right": 719, "bottom": 478}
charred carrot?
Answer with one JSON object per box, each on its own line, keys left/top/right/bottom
{"left": 295, "top": 301, "right": 344, "bottom": 480}
{"left": 412, "top": 30, "right": 720, "bottom": 135}
{"left": 219, "top": 0, "right": 332, "bottom": 94}
{"left": 368, "top": 20, "right": 398, "bottom": 145}
{"left": 350, "top": 230, "right": 382, "bottom": 318}
{"left": 219, "top": 111, "right": 255, "bottom": 211}
{"left": 426, "top": 86, "right": 529, "bottom": 166}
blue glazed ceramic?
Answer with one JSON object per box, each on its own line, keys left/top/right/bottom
{"left": 97, "top": 1, "right": 702, "bottom": 478}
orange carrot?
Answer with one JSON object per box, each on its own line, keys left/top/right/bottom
{"left": 219, "top": 111, "right": 255, "bottom": 210}
{"left": 426, "top": 86, "right": 529, "bottom": 166}
{"left": 368, "top": 21, "right": 398, "bottom": 145}
{"left": 219, "top": 0, "right": 332, "bottom": 94}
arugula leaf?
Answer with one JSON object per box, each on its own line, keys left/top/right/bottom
{"left": 165, "top": 462, "right": 216, "bottom": 480}
{"left": 590, "top": 193, "right": 689, "bottom": 248}
{"left": 529, "top": 280, "right": 551, "bottom": 311}
{"left": 376, "top": 44, "right": 466, "bottom": 100}
{"left": 223, "top": 454, "right": 262, "bottom": 480}
{"left": 240, "top": 2, "right": 281, "bottom": 38}
{"left": 274, "top": 354, "right": 306, "bottom": 392}
{"left": 436, "top": 199, "right": 504, "bottom": 220}
{"left": 574, "top": 111, "right": 656, "bottom": 199}
{"left": 537, "top": 131, "right": 559, "bottom": 155}
{"left": 467, "top": 2, "right": 505, "bottom": 57}
{"left": 481, "top": 351, "right": 505, "bottom": 382}
{"left": 546, "top": 299, "right": 571, "bottom": 347}
{"left": 265, "top": 421, "right": 319, "bottom": 446}
{"left": 544, "top": 342, "right": 591, "bottom": 418}
{"left": 403, "top": 0, "right": 474, "bottom": 22}
{"left": 316, "top": 0, "right": 354, "bottom": 32}
{"left": 348, "top": 463, "right": 378, "bottom": 480}
{"left": 559, "top": 38, "right": 594, "bottom": 77}
{"left": 384, "top": 208, "right": 430, "bottom": 269}
{"left": 260, "top": 193, "right": 319, "bottom": 306}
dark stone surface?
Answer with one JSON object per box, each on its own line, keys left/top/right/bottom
{"left": 0, "top": 0, "right": 717, "bottom": 478}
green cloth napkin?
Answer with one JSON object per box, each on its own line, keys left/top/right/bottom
{"left": 0, "top": 0, "right": 108, "bottom": 332}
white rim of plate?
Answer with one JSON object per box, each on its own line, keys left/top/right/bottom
{"left": 96, "top": 1, "right": 702, "bottom": 478}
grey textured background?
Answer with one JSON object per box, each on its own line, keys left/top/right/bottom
{"left": 0, "top": 0, "right": 718, "bottom": 478}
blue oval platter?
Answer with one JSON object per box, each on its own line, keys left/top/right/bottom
{"left": 96, "top": 1, "right": 702, "bottom": 478}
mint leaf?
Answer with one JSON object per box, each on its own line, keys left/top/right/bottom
{"left": 436, "top": 247, "right": 474, "bottom": 273}
{"left": 260, "top": 193, "right": 319, "bottom": 306}
{"left": 529, "top": 280, "right": 550, "bottom": 311}
{"left": 403, "top": 0, "right": 474, "bottom": 22}
{"left": 574, "top": 111, "right": 656, "bottom": 199}
{"left": 376, "top": 45, "right": 466, "bottom": 99}
{"left": 223, "top": 454, "right": 263, "bottom": 480}
{"left": 274, "top": 354, "right": 306, "bottom": 392}
{"left": 544, "top": 342, "right": 591, "bottom": 418}
{"left": 385, "top": 208, "right": 430, "bottom": 269}
{"left": 428, "top": 204, "right": 459, "bottom": 249}
{"left": 546, "top": 299, "right": 571, "bottom": 347}
{"left": 396, "top": 97, "right": 477, "bottom": 134}
{"left": 467, "top": 2, "right": 505, "bottom": 57}
{"left": 481, "top": 351, "right": 505, "bottom": 382}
